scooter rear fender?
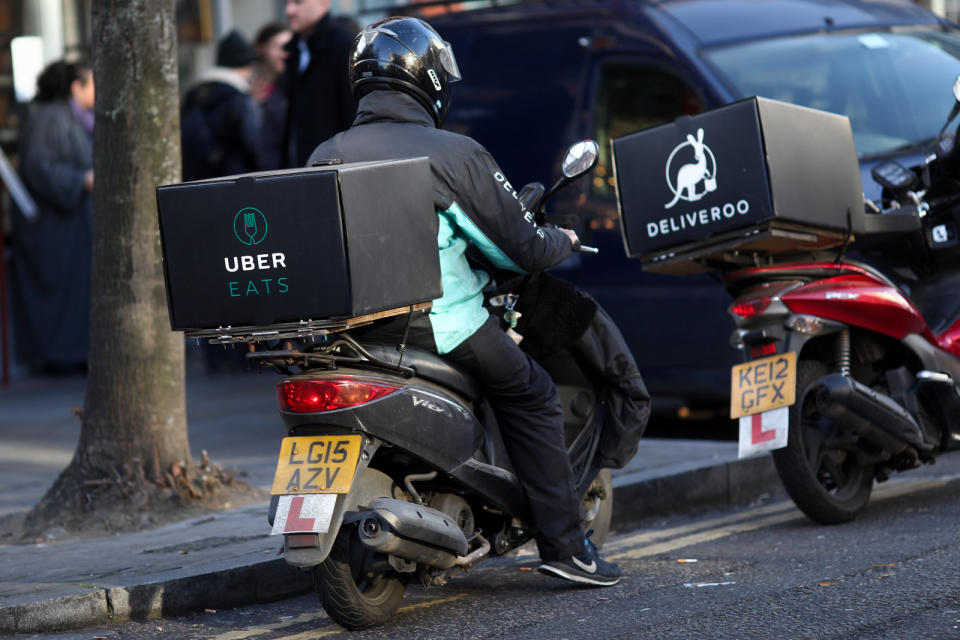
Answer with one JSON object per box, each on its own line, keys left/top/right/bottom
{"left": 277, "top": 456, "right": 396, "bottom": 568}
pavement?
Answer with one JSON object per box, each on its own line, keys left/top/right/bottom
{"left": 0, "top": 351, "right": 788, "bottom": 636}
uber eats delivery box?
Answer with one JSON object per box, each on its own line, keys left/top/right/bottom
{"left": 613, "top": 97, "right": 865, "bottom": 270}
{"left": 156, "top": 157, "right": 440, "bottom": 331}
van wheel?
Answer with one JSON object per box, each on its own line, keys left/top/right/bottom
{"left": 772, "top": 360, "right": 874, "bottom": 524}
{"left": 581, "top": 469, "right": 613, "bottom": 547}
{"left": 314, "top": 523, "right": 406, "bottom": 630}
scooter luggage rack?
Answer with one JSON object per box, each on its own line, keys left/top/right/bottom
{"left": 640, "top": 220, "right": 850, "bottom": 276}
{"left": 185, "top": 302, "right": 432, "bottom": 345}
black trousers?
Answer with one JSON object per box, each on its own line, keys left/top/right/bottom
{"left": 446, "top": 315, "right": 584, "bottom": 561}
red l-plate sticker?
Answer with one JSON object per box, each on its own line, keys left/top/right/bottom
{"left": 284, "top": 496, "right": 316, "bottom": 532}
{"left": 752, "top": 413, "right": 776, "bottom": 444}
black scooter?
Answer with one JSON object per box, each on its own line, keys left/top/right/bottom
{"left": 251, "top": 141, "right": 615, "bottom": 630}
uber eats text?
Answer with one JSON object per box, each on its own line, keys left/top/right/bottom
{"left": 224, "top": 252, "right": 289, "bottom": 297}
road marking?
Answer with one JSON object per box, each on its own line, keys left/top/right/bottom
{"left": 397, "top": 593, "right": 467, "bottom": 613}
{"left": 604, "top": 500, "right": 798, "bottom": 552}
{"left": 272, "top": 628, "right": 342, "bottom": 640}
{"left": 609, "top": 478, "right": 950, "bottom": 561}
{"left": 210, "top": 611, "right": 328, "bottom": 640}
{"left": 209, "top": 594, "right": 468, "bottom": 639}
{"left": 609, "top": 509, "right": 804, "bottom": 561}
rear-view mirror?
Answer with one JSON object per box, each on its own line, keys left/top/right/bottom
{"left": 561, "top": 140, "right": 599, "bottom": 179}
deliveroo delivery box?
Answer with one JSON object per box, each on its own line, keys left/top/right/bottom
{"left": 156, "top": 157, "right": 439, "bottom": 331}
{"left": 612, "top": 97, "right": 865, "bottom": 272}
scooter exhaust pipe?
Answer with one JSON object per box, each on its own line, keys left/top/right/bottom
{"left": 814, "top": 373, "right": 932, "bottom": 454}
{"left": 357, "top": 498, "right": 471, "bottom": 570}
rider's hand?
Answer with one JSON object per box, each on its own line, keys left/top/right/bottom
{"left": 560, "top": 228, "right": 579, "bottom": 248}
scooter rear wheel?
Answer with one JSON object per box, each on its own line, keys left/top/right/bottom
{"left": 314, "top": 522, "right": 406, "bottom": 630}
{"left": 772, "top": 360, "right": 874, "bottom": 524}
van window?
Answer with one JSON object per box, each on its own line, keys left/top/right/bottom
{"left": 443, "top": 25, "right": 589, "bottom": 185}
{"left": 592, "top": 62, "right": 704, "bottom": 199}
{"left": 705, "top": 30, "right": 960, "bottom": 158}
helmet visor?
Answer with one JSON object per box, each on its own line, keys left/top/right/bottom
{"left": 438, "top": 40, "right": 461, "bottom": 83}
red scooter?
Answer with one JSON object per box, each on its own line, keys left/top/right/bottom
{"left": 725, "top": 84, "right": 960, "bottom": 524}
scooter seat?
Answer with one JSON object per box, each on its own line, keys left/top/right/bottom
{"left": 358, "top": 343, "right": 482, "bottom": 401}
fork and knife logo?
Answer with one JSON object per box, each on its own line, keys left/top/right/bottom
{"left": 233, "top": 207, "right": 269, "bottom": 246}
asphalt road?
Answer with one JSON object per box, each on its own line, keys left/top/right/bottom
{"left": 21, "top": 472, "right": 960, "bottom": 640}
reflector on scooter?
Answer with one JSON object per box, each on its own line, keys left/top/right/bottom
{"left": 278, "top": 379, "right": 401, "bottom": 413}
{"left": 750, "top": 343, "right": 777, "bottom": 358}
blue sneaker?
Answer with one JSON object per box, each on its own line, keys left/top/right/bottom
{"left": 538, "top": 535, "right": 621, "bottom": 586}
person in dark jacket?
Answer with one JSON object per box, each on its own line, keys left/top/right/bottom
{"left": 281, "top": 0, "right": 356, "bottom": 168}
{"left": 11, "top": 59, "right": 94, "bottom": 375}
{"left": 252, "top": 22, "right": 292, "bottom": 171}
{"left": 181, "top": 30, "right": 262, "bottom": 181}
{"left": 309, "top": 17, "right": 621, "bottom": 586}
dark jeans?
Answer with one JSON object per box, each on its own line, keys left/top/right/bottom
{"left": 446, "top": 315, "right": 584, "bottom": 561}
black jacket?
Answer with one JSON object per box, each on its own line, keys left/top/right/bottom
{"left": 495, "top": 272, "right": 651, "bottom": 469}
{"left": 12, "top": 100, "right": 93, "bottom": 369}
{"left": 310, "top": 90, "right": 572, "bottom": 270}
{"left": 181, "top": 73, "right": 261, "bottom": 180}
{"left": 308, "top": 90, "right": 572, "bottom": 353}
{"left": 282, "top": 14, "right": 356, "bottom": 168}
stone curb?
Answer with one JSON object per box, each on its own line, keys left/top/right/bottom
{"left": 0, "top": 559, "right": 313, "bottom": 635}
{"left": 0, "top": 454, "right": 783, "bottom": 635}
{"left": 610, "top": 453, "right": 785, "bottom": 530}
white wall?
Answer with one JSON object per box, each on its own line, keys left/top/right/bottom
{"left": 229, "top": 0, "right": 283, "bottom": 40}
{"left": 23, "top": 0, "right": 64, "bottom": 64}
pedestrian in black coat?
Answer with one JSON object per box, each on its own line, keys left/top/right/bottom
{"left": 281, "top": 0, "right": 357, "bottom": 168}
{"left": 11, "top": 60, "right": 94, "bottom": 374}
{"left": 181, "top": 30, "right": 262, "bottom": 181}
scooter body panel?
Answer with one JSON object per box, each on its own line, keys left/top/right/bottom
{"left": 934, "top": 317, "right": 960, "bottom": 359}
{"left": 278, "top": 371, "right": 531, "bottom": 517}
{"left": 280, "top": 378, "right": 481, "bottom": 470}
{"left": 781, "top": 273, "right": 928, "bottom": 340}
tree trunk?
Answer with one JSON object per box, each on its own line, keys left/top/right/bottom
{"left": 26, "top": 0, "right": 190, "bottom": 532}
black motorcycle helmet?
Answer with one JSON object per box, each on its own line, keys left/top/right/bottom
{"left": 350, "top": 17, "right": 461, "bottom": 127}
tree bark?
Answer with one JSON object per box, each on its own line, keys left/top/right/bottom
{"left": 26, "top": 0, "right": 190, "bottom": 531}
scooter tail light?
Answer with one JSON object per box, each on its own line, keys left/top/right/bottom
{"left": 730, "top": 297, "right": 772, "bottom": 320}
{"left": 728, "top": 281, "right": 803, "bottom": 322}
{"left": 278, "top": 379, "right": 402, "bottom": 413}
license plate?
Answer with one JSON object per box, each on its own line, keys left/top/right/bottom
{"left": 271, "top": 435, "right": 363, "bottom": 495}
{"left": 730, "top": 352, "right": 797, "bottom": 419}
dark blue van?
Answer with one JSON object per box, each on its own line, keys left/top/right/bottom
{"left": 421, "top": 0, "right": 960, "bottom": 413}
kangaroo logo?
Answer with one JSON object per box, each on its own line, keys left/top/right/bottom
{"left": 664, "top": 128, "right": 717, "bottom": 209}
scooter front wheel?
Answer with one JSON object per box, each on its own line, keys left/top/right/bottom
{"left": 314, "top": 522, "right": 406, "bottom": 630}
{"left": 772, "top": 360, "right": 874, "bottom": 524}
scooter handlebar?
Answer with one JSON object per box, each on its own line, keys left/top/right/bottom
{"left": 572, "top": 240, "right": 599, "bottom": 254}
